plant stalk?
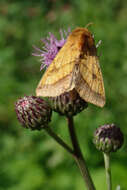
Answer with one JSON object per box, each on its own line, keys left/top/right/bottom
{"left": 67, "top": 116, "right": 96, "bottom": 190}
{"left": 44, "top": 126, "right": 74, "bottom": 156}
{"left": 103, "top": 153, "right": 112, "bottom": 190}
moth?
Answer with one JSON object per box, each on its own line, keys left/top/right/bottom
{"left": 36, "top": 27, "right": 105, "bottom": 107}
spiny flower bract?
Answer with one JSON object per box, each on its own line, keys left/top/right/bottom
{"left": 15, "top": 95, "right": 52, "bottom": 130}
{"left": 93, "top": 124, "right": 124, "bottom": 153}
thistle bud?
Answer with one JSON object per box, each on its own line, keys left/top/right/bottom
{"left": 93, "top": 124, "right": 124, "bottom": 153}
{"left": 15, "top": 96, "right": 52, "bottom": 130}
{"left": 49, "top": 89, "right": 88, "bottom": 117}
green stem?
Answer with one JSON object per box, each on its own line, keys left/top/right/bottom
{"left": 103, "top": 153, "right": 112, "bottom": 190}
{"left": 44, "top": 126, "right": 75, "bottom": 156}
{"left": 67, "top": 116, "right": 96, "bottom": 190}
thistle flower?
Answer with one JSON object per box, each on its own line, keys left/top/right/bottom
{"left": 32, "top": 29, "right": 70, "bottom": 70}
{"left": 15, "top": 96, "right": 52, "bottom": 130}
{"left": 49, "top": 89, "right": 88, "bottom": 117}
{"left": 93, "top": 124, "right": 124, "bottom": 153}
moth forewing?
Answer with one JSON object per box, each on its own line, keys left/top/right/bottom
{"left": 75, "top": 55, "right": 105, "bottom": 107}
{"left": 36, "top": 71, "right": 75, "bottom": 97}
{"left": 36, "top": 59, "right": 76, "bottom": 97}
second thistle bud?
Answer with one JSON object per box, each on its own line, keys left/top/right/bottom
{"left": 15, "top": 96, "right": 52, "bottom": 130}
{"left": 49, "top": 89, "right": 88, "bottom": 117}
{"left": 93, "top": 124, "right": 124, "bottom": 153}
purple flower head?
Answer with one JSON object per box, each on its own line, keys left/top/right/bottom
{"left": 32, "top": 28, "right": 71, "bottom": 71}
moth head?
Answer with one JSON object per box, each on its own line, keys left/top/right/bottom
{"left": 67, "top": 27, "right": 95, "bottom": 51}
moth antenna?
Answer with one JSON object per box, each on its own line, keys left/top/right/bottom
{"left": 96, "top": 40, "right": 102, "bottom": 48}
{"left": 85, "top": 22, "right": 94, "bottom": 28}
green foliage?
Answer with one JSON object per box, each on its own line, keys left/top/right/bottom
{"left": 0, "top": 0, "right": 127, "bottom": 189}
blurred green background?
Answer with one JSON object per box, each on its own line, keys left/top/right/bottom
{"left": 0, "top": 0, "right": 127, "bottom": 190}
